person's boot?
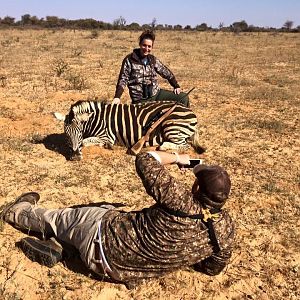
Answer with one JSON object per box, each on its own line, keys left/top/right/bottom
{"left": 0, "top": 192, "right": 40, "bottom": 231}
{"left": 19, "top": 237, "right": 63, "bottom": 268}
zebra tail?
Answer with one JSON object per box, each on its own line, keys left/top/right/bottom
{"left": 188, "top": 126, "right": 206, "bottom": 154}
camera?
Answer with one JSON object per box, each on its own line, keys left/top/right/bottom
{"left": 142, "top": 82, "right": 153, "bottom": 99}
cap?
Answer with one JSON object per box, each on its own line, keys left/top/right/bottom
{"left": 193, "top": 164, "right": 231, "bottom": 208}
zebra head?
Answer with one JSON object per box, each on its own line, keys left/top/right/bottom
{"left": 54, "top": 110, "right": 93, "bottom": 160}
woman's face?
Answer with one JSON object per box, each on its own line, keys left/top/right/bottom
{"left": 139, "top": 38, "right": 153, "bottom": 57}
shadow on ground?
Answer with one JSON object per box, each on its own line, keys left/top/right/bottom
{"left": 31, "top": 133, "right": 71, "bottom": 160}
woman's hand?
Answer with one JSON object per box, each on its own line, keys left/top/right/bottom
{"left": 176, "top": 153, "right": 190, "bottom": 166}
{"left": 112, "top": 98, "right": 121, "bottom": 104}
{"left": 147, "top": 151, "right": 190, "bottom": 166}
{"left": 174, "top": 88, "right": 181, "bottom": 95}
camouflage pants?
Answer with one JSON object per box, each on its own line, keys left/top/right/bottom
{"left": 135, "top": 88, "right": 190, "bottom": 107}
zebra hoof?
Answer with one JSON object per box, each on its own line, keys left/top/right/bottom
{"left": 195, "top": 145, "right": 206, "bottom": 154}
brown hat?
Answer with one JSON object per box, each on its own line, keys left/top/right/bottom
{"left": 193, "top": 164, "right": 231, "bottom": 208}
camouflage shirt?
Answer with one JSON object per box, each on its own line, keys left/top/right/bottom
{"left": 101, "top": 153, "right": 235, "bottom": 285}
{"left": 114, "top": 49, "right": 180, "bottom": 103}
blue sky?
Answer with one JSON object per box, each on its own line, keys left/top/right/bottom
{"left": 1, "top": 0, "right": 299, "bottom": 28}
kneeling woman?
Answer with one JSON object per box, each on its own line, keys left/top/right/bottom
{"left": 113, "top": 30, "right": 190, "bottom": 107}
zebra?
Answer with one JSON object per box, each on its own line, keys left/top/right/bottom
{"left": 54, "top": 100, "right": 204, "bottom": 160}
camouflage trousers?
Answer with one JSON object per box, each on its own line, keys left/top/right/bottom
{"left": 134, "top": 88, "right": 190, "bottom": 107}
{"left": 6, "top": 202, "right": 115, "bottom": 276}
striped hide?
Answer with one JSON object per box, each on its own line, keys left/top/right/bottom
{"left": 54, "top": 100, "right": 203, "bottom": 160}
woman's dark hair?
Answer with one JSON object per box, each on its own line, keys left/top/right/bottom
{"left": 139, "top": 30, "right": 155, "bottom": 45}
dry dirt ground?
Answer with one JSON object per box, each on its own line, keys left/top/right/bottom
{"left": 0, "top": 29, "right": 299, "bottom": 300}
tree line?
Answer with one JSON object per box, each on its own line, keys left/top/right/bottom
{"left": 0, "top": 14, "right": 299, "bottom": 33}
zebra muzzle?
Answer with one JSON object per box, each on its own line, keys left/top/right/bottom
{"left": 69, "top": 149, "right": 82, "bottom": 161}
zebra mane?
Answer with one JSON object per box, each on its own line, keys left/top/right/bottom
{"left": 70, "top": 100, "right": 180, "bottom": 116}
{"left": 70, "top": 100, "right": 109, "bottom": 114}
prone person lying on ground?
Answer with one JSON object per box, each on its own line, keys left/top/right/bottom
{"left": 0, "top": 151, "right": 235, "bottom": 289}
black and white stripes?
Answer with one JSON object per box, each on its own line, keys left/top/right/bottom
{"left": 54, "top": 100, "right": 202, "bottom": 160}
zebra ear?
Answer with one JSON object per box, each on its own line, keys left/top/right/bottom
{"left": 76, "top": 112, "right": 94, "bottom": 122}
{"left": 53, "top": 112, "right": 66, "bottom": 122}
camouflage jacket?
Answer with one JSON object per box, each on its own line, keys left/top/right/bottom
{"left": 101, "top": 153, "right": 235, "bottom": 285}
{"left": 114, "top": 49, "right": 180, "bottom": 103}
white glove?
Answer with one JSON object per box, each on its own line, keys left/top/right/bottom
{"left": 112, "top": 98, "right": 121, "bottom": 104}
{"left": 174, "top": 88, "right": 181, "bottom": 95}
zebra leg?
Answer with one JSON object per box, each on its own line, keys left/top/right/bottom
{"left": 82, "top": 137, "right": 106, "bottom": 147}
{"left": 82, "top": 136, "right": 115, "bottom": 149}
{"left": 158, "top": 130, "right": 191, "bottom": 152}
{"left": 158, "top": 141, "right": 190, "bottom": 152}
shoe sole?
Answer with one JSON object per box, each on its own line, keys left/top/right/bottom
{"left": 15, "top": 192, "right": 40, "bottom": 205}
{"left": 20, "top": 238, "right": 62, "bottom": 268}
{"left": 0, "top": 192, "right": 40, "bottom": 222}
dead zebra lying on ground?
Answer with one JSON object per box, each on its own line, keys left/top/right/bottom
{"left": 54, "top": 100, "right": 204, "bottom": 160}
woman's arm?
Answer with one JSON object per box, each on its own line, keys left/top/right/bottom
{"left": 154, "top": 58, "right": 180, "bottom": 89}
{"left": 114, "top": 57, "right": 131, "bottom": 100}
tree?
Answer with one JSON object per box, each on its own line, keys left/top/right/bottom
{"left": 21, "top": 14, "right": 31, "bottom": 25}
{"left": 141, "top": 24, "right": 152, "bottom": 30}
{"left": 45, "top": 16, "right": 64, "bottom": 27}
{"left": 156, "top": 24, "right": 165, "bottom": 30}
{"left": 30, "top": 16, "right": 40, "bottom": 26}
{"left": 283, "top": 20, "right": 293, "bottom": 31}
{"left": 164, "top": 24, "right": 173, "bottom": 30}
{"left": 19, "top": 14, "right": 40, "bottom": 26}
{"left": 113, "top": 16, "right": 126, "bottom": 29}
{"left": 78, "top": 18, "right": 99, "bottom": 29}
{"left": 195, "top": 23, "right": 208, "bottom": 31}
{"left": 0, "top": 16, "right": 15, "bottom": 25}
{"left": 174, "top": 24, "right": 182, "bottom": 30}
{"left": 231, "top": 20, "right": 248, "bottom": 33}
{"left": 151, "top": 18, "right": 157, "bottom": 29}
{"left": 127, "top": 22, "right": 140, "bottom": 30}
